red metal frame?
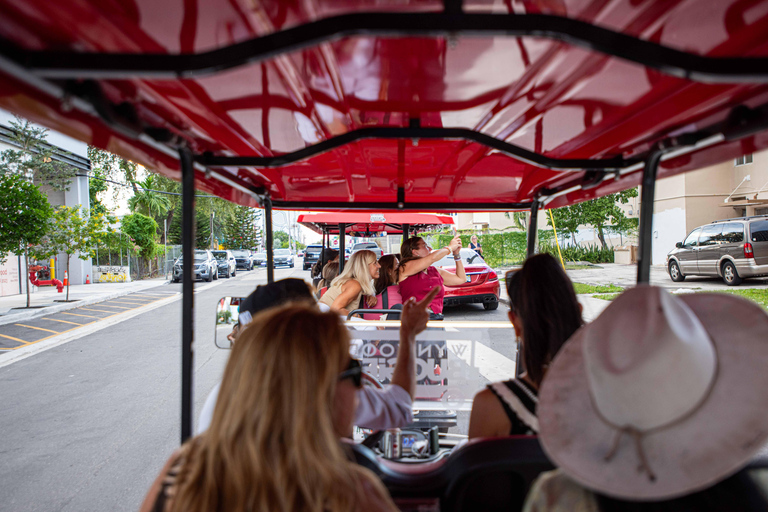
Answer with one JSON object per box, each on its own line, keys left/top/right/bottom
{"left": 297, "top": 212, "right": 454, "bottom": 235}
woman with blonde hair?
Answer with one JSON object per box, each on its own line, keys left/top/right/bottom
{"left": 319, "top": 249, "right": 380, "bottom": 316}
{"left": 140, "top": 304, "right": 398, "bottom": 512}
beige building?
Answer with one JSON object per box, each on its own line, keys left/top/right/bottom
{"left": 651, "top": 151, "right": 768, "bottom": 264}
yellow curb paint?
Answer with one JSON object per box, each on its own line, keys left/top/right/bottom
{"left": 0, "top": 333, "right": 29, "bottom": 343}
{"left": 14, "top": 324, "right": 59, "bottom": 334}
{"left": 42, "top": 318, "right": 84, "bottom": 326}
{"left": 60, "top": 312, "right": 100, "bottom": 318}
{"left": 80, "top": 308, "right": 117, "bottom": 313}
{"left": 93, "top": 304, "right": 133, "bottom": 310}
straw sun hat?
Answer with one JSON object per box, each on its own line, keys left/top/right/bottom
{"left": 537, "top": 286, "right": 768, "bottom": 501}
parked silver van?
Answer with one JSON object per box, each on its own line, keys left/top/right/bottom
{"left": 666, "top": 216, "right": 768, "bottom": 285}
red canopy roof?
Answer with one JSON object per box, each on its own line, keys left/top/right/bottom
{"left": 0, "top": 1, "right": 767, "bottom": 210}
{"left": 297, "top": 212, "right": 454, "bottom": 235}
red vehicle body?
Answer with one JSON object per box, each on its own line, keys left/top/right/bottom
{"left": 437, "top": 249, "right": 501, "bottom": 311}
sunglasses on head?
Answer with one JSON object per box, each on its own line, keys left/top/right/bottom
{"left": 339, "top": 358, "right": 363, "bottom": 388}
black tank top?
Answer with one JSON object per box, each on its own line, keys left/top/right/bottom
{"left": 487, "top": 378, "right": 538, "bottom": 435}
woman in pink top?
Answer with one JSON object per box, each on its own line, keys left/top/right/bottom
{"left": 398, "top": 236, "right": 466, "bottom": 320}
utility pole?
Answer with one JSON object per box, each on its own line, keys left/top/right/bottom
{"left": 210, "top": 212, "right": 215, "bottom": 250}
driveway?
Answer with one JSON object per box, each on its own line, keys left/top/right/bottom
{"left": 565, "top": 263, "right": 768, "bottom": 291}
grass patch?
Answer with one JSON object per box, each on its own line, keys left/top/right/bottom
{"left": 594, "top": 293, "right": 621, "bottom": 301}
{"left": 706, "top": 288, "right": 768, "bottom": 310}
{"left": 573, "top": 283, "right": 624, "bottom": 294}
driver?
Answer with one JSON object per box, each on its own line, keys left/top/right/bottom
{"left": 197, "top": 278, "right": 439, "bottom": 433}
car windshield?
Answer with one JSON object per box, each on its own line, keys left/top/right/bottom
{"left": 433, "top": 248, "right": 483, "bottom": 267}
{"left": 211, "top": 252, "right": 228, "bottom": 261}
{"left": 353, "top": 243, "right": 377, "bottom": 250}
{"left": 255, "top": 253, "right": 266, "bottom": 258}
{"left": 192, "top": 252, "right": 208, "bottom": 262}
{"left": 306, "top": 246, "right": 321, "bottom": 254}
{"left": 231, "top": 250, "right": 249, "bottom": 257}
{"left": 275, "top": 249, "right": 291, "bottom": 256}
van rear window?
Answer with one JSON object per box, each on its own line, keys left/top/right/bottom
{"left": 751, "top": 221, "right": 768, "bottom": 242}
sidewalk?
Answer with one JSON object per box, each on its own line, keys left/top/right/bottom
{"left": 0, "top": 277, "right": 171, "bottom": 326}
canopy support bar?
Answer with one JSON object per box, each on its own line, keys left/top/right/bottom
{"left": 16, "top": 13, "right": 768, "bottom": 83}
{"left": 199, "top": 127, "right": 632, "bottom": 171}
{"left": 179, "top": 146, "right": 195, "bottom": 444}
{"left": 264, "top": 197, "right": 274, "bottom": 284}
{"left": 339, "top": 223, "right": 346, "bottom": 273}
{"left": 636, "top": 151, "right": 664, "bottom": 284}
{"left": 527, "top": 199, "right": 540, "bottom": 259}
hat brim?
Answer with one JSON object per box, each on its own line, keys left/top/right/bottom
{"left": 538, "top": 292, "right": 768, "bottom": 501}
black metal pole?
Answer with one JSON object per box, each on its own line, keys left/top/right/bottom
{"left": 264, "top": 197, "right": 274, "bottom": 284}
{"left": 179, "top": 147, "right": 195, "bottom": 444}
{"left": 402, "top": 224, "right": 410, "bottom": 241}
{"left": 527, "top": 199, "right": 540, "bottom": 259}
{"left": 637, "top": 151, "right": 663, "bottom": 284}
{"left": 338, "top": 223, "right": 346, "bottom": 273}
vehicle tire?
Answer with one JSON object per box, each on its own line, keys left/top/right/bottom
{"left": 668, "top": 260, "right": 685, "bottom": 282}
{"left": 172, "top": 277, "right": 179, "bottom": 283}
{"left": 206, "top": 272, "right": 213, "bottom": 282}
{"left": 483, "top": 300, "right": 499, "bottom": 311}
{"left": 722, "top": 261, "right": 742, "bottom": 286}
{"left": 226, "top": 269, "right": 231, "bottom": 279}
{"left": 232, "top": 268, "right": 236, "bottom": 277}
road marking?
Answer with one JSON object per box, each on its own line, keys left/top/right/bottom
{"left": 60, "top": 312, "right": 100, "bottom": 318}
{"left": 14, "top": 324, "right": 59, "bottom": 334}
{"left": 80, "top": 308, "right": 117, "bottom": 313}
{"left": 92, "top": 304, "right": 133, "bottom": 310}
{"left": 111, "top": 299, "right": 152, "bottom": 305}
{"left": 42, "top": 318, "right": 84, "bottom": 326}
{"left": 0, "top": 333, "right": 29, "bottom": 343}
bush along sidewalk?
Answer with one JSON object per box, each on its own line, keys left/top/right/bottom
{"left": 539, "top": 242, "right": 615, "bottom": 264}
{"left": 423, "top": 230, "right": 555, "bottom": 268}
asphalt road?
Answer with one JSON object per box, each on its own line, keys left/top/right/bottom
{"left": 0, "top": 261, "right": 512, "bottom": 511}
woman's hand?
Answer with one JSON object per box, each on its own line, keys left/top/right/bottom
{"left": 365, "top": 295, "right": 378, "bottom": 308}
{"left": 448, "top": 235, "right": 462, "bottom": 255}
{"left": 400, "top": 286, "right": 440, "bottom": 339}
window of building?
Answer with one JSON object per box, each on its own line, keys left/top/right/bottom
{"left": 735, "top": 154, "right": 753, "bottom": 166}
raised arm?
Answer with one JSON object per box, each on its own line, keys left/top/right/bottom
{"left": 438, "top": 246, "right": 467, "bottom": 286}
{"left": 398, "top": 236, "right": 462, "bottom": 281}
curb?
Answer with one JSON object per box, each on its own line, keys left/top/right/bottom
{"left": 0, "top": 280, "right": 170, "bottom": 327}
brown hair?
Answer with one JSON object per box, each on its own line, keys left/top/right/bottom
{"left": 398, "top": 236, "right": 425, "bottom": 274}
{"left": 508, "top": 253, "right": 583, "bottom": 387}
{"left": 374, "top": 254, "right": 399, "bottom": 295}
{"left": 319, "top": 261, "right": 339, "bottom": 288}
{"left": 169, "top": 304, "right": 390, "bottom": 512}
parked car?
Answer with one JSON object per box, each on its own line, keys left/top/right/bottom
{"left": 254, "top": 252, "right": 267, "bottom": 266}
{"left": 172, "top": 250, "right": 217, "bottom": 283}
{"left": 297, "top": 250, "right": 304, "bottom": 258}
{"left": 303, "top": 244, "right": 323, "bottom": 270}
{"left": 666, "top": 215, "right": 768, "bottom": 286}
{"left": 274, "top": 248, "right": 294, "bottom": 268}
{"left": 231, "top": 249, "right": 253, "bottom": 270}
{"left": 211, "top": 250, "right": 237, "bottom": 278}
{"left": 433, "top": 248, "right": 500, "bottom": 310}
{"left": 350, "top": 241, "right": 383, "bottom": 259}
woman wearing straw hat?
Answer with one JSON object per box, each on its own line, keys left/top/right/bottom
{"left": 468, "top": 254, "right": 583, "bottom": 439}
{"left": 525, "top": 286, "right": 768, "bottom": 511}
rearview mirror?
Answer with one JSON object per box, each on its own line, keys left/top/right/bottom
{"left": 215, "top": 296, "right": 245, "bottom": 349}
{"left": 675, "top": 242, "right": 683, "bottom": 248}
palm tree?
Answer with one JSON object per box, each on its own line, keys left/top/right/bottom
{"left": 128, "top": 175, "right": 171, "bottom": 219}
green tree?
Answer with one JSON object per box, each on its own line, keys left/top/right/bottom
{"left": 128, "top": 174, "right": 172, "bottom": 220}
{"left": 547, "top": 188, "right": 638, "bottom": 249}
{"left": 223, "top": 206, "right": 258, "bottom": 249}
{"left": 273, "top": 230, "right": 289, "bottom": 249}
{"left": 0, "top": 174, "right": 54, "bottom": 307}
{"left": 0, "top": 116, "right": 76, "bottom": 191}
{"left": 88, "top": 146, "right": 140, "bottom": 197}
{"left": 122, "top": 213, "right": 160, "bottom": 277}
{"left": 32, "top": 205, "right": 110, "bottom": 301}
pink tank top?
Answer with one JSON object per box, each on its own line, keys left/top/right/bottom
{"left": 399, "top": 266, "right": 445, "bottom": 314}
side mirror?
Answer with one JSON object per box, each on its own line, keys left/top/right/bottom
{"left": 215, "top": 296, "right": 245, "bottom": 349}
{"left": 675, "top": 242, "right": 683, "bottom": 248}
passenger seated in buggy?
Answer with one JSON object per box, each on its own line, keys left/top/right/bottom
{"left": 526, "top": 286, "right": 768, "bottom": 512}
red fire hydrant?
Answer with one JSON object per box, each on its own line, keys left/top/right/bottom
{"left": 29, "top": 265, "right": 64, "bottom": 293}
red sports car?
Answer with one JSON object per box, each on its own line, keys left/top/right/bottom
{"left": 434, "top": 248, "right": 501, "bottom": 311}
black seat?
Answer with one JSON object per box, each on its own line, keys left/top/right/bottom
{"left": 440, "top": 436, "right": 554, "bottom": 512}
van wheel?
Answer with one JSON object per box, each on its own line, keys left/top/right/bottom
{"left": 669, "top": 261, "right": 685, "bottom": 282}
{"left": 483, "top": 300, "right": 499, "bottom": 311}
{"left": 722, "top": 261, "right": 742, "bottom": 286}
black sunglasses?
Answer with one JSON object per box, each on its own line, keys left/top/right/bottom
{"left": 339, "top": 358, "right": 363, "bottom": 388}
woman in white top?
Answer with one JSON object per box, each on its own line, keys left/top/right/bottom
{"left": 319, "top": 250, "right": 380, "bottom": 316}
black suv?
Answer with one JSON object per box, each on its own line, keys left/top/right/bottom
{"left": 666, "top": 216, "right": 768, "bottom": 286}
{"left": 303, "top": 244, "right": 323, "bottom": 270}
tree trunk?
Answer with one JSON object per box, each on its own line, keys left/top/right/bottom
{"left": 66, "top": 255, "right": 70, "bottom": 301}
{"left": 25, "top": 249, "right": 30, "bottom": 308}
{"left": 597, "top": 225, "right": 607, "bottom": 249}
